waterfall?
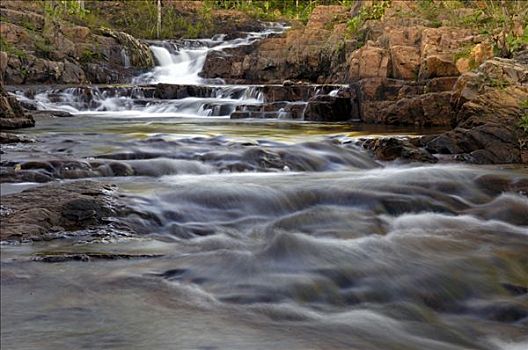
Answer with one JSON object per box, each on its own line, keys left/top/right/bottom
{"left": 121, "top": 48, "right": 131, "bottom": 68}
{"left": 134, "top": 23, "right": 288, "bottom": 85}
{"left": 149, "top": 46, "right": 173, "bottom": 66}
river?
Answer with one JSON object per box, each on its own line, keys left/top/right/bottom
{"left": 1, "top": 24, "right": 527, "bottom": 350}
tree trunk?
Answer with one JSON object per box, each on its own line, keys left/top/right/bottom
{"left": 157, "top": 0, "right": 162, "bottom": 39}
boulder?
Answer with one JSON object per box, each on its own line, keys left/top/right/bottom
{"left": 304, "top": 93, "right": 358, "bottom": 122}
{"left": 0, "top": 83, "right": 35, "bottom": 130}
{"left": 96, "top": 27, "right": 154, "bottom": 68}
{"left": 348, "top": 45, "right": 390, "bottom": 80}
{"left": 390, "top": 45, "right": 420, "bottom": 80}
{"left": 360, "top": 91, "right": 455, "bottom": 126}
{"left": 419, "top": 54, "right": 460, "bottom": 79}
{"left": 0, "top": 8, "right": 45, "bottom": 31}
{"left": 0, "top": 51, "right": 7, "bottom": 82}
{"left": 362, "top": 137, "right": 437, "bottom": 163}
{"left": 0, "top": 181, "right": 125, "bottom": 241}
{"left": 455, "top": 43, "right": 493, "bottom": 74}
{"left": 418, "top": 27, "right": 477, "bottom": 79}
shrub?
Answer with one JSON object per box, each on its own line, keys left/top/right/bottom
{"left": 346, "top": 0, "right": 390, "bottom": 38}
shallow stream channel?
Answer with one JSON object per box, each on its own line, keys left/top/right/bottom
{"left": 1, "top": 23, "right": 527, "bottom": 350}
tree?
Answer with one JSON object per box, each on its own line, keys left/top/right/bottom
{"left": 156, "top": 0, "right": 162, "bottom": 39}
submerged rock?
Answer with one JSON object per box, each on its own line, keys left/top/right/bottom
{"left": 0, "top": 132, "right": 34, "bottom": 144}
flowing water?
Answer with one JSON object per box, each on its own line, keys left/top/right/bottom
{"left": 2, "top": 24, "right": 528, "bottom": 350}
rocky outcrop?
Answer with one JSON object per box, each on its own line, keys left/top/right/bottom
{"left": 304, "top": 88, "right": 359, "bottom": 122}
{"left": 350, "top": 77, "right": 455, "bottom": 126}
{"left": 423, "top": 58, "right": 528, "bottom": 164}
{"left": 96, "top": 27, "right": 154, "bottom": 68}
{"left": 201, "top": 5, "right": 353, "bottom": 84}
{"left": 0, "top": 2, "right": 154, "bottom": 84}
{"left": 359, "top": 57, "right": 527, "bottom": 164}
{"left": 0, "top": 83, "right": 34, "bottom": 129}
{"left": 342, "top": 2, "right": 494, "bottom": 128}
{"left": 0, "top": 181, "right": 126, "bottom": 241}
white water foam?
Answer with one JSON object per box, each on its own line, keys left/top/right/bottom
{"left": 17, "top": 23, "right": 286, "bottom": 117}
{"left": 135, "top": 22, "right": 287, "bottom": 85}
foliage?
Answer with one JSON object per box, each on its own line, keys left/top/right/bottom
{"left": 0, "top": 36, "right": 27, "bottom": 59}
{"left": 417, "top": 0, "right": 442, "bottom": 23}
{"left": 346, "top": 1, "right": 390, "bottom": 38}
{"left": 206, "top": 0, "right": 354, "bottom": 23}
{"left": 79, "top": 48, "right": 105, "bottom": 63}
{"left": 44, "top": 0, "right": 88, "bottom": 20}
{"left": 520, "top": 100, "right": 528, "bottom": 134}
{"left": 453, "top": 45, "right": 478, "bottom": 70}
{"left": 34, "top": 38, "right": 54, "bottom": 59}
{"left": 519, "top": 115, "right": 528, "bottom": 133}
{"left": 455, "top": 1, "right": 528, "bottom": 57}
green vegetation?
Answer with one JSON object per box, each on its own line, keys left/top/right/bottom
{"left": 520, "top": 99, "right": 528, "bottom": 133}
{"left": 411, "top": 0, "right": 528, "bottom": 58}
{"left": 44, "top": 0, "right": 88, "bottom": 20}
{"left": 345, "top": 1, "right": 389, "bottom": 41}
{"left": 79, "top": 48, "right": 105, "bottom": 63}
{"left": 0, "top": 36, "right": 27, "bottom": 59}
{"left": 206, "top": 0, "right": 353, "bottom": 23}
{"left": 33, "top": 37, "right": 54, "bottom": 59}
{"left": 453, "top": 45, "right": 479, "bottom": 70}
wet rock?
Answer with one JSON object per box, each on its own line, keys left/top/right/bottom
{"left": 154, "top": 83, "right": 214, "bottom": 99}
{"left": 0, "top": 83, "right": 35, "bottom": 129}
{"left": 229, "top": 111, "right": 251, "bottom": 119}
{"left": 0, "top": 132, "right": 34, "bottom": 144}
{"left": 362, "top": 137, "right": 438, "bottom": 163}
{"left": 30, "top": 110, "right": 74, "bottom": 118}
{"left": 262, "top": 84, "right": 341, "bottom": 103}
{"left": 0, "top": 181, "right": 127, "bottom": 241}
{"left": 33, "top": 252, "right": 163, "bottom": 263}
{"left": 281, "top": 102, "right": 307, "bottom": 120}
{"left": 354, "top": 77, "right": 455, "bottom": 126}
{"left": 377, "top": 92, "right": 455, "bottom": 126}
{"left": 304, "top": 95, "right": 357, "bottom": 122}
{"left": 96, "top": 27, "right": 154, "bottom": 69}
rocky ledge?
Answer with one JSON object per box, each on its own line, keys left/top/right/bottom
{"left": 363, "top": 57, "right": 527, "bottom": 164}
{"left": 423, "top": 58, "right": 528, "bottom": 164}
{"left": 0, "top": 181, "right": 129, "bottom": 241}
